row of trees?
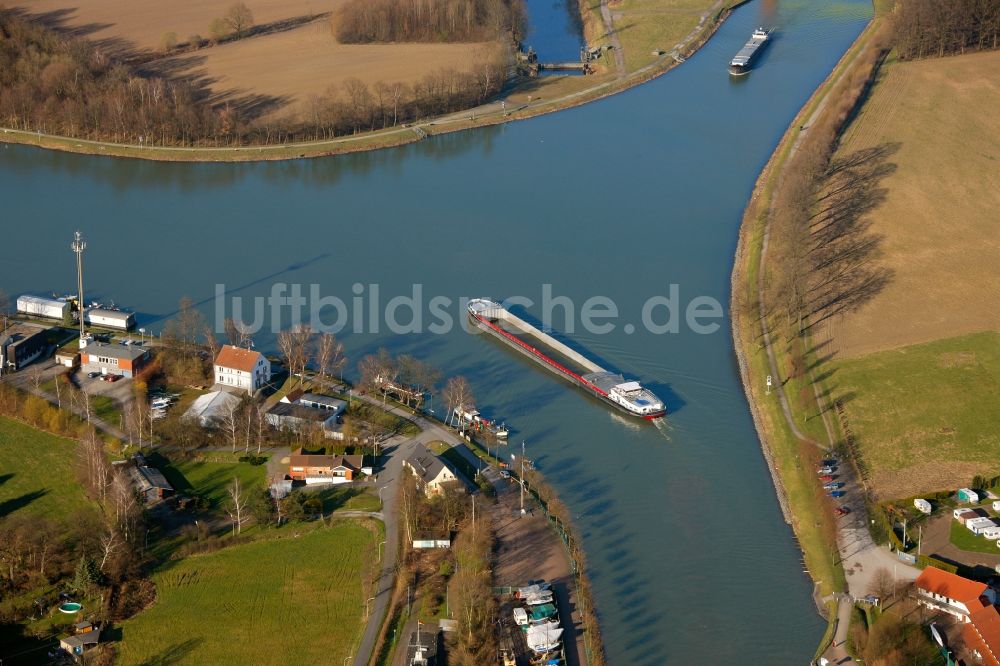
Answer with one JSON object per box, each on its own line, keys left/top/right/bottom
{"left": 0, "top": 9, "right": 510, "bottom": 147}
{"left": 334, "top": 0, "right": 525, "bottom": 43}
{"left": 890, "top": 0, "right": 1000, "bottom": 60}
{"left": 761, "top": 25, "right": 895, "bottom": 344}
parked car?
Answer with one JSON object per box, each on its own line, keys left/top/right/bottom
{"left": 107, "top": 374, "right": 121, "bottom": 382}
{"left": 819, "top": 475, "right": 834, "bottom": 482}
{"left": 829, "top": 490, "right": 847, "bottom": 498}
{"left": 823, "top": 482, "right": 844, "bottom": 490}
{"left": 817, "top": 466, "right": 834, "bottom": 475}
{"left": 500, "top": 470, "right": 511, "bottom": 480}
{"left": 88, "top": 371, "right": 101, "bottom": 379}
{"left": 836, "top": 506, "right": 851, "bottom": 516}
{"left": 821, "top": 459, "right": 837, "bottom": 466}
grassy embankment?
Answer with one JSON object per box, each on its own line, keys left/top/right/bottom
{"left": 733, "top": 19, "right": 884, "bottom": 600}
{"left": 117, "top": 522, "right": 379, "bottom": 665}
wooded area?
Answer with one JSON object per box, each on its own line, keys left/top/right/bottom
{"left": 0, "top": 8, "right": 508, "bottom": 146}
{"left": 334, "top": 0, "right": 525, "bottom": 44}
{"left": 891, "top": 0, "right": 1000, "bottom": 60}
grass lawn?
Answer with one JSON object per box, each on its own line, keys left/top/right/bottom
{"left": 832, "top": 331, "right": 1000, "bottom": 499}
{"left": 310, "top": 485, "right": 382, "bottom": 513}
{"left": 949, "top": 520, "right": 1000, "bottom": 555}
{"left": 0, "top": 417, "right": 92, "bottom": 520}
{"left": 149, "top": 453, "right": 267, "bottom": 509}
{"left": 118, "top": 522, "right": 377, "bottom": 665}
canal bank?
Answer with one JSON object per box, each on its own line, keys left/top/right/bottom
{"left": 0, "top": 0, "right": 737, "bottom": 163}
{"left": 1, "top": 1, "right": 875, "bottom": 661}
{"left": 730, "top": 11, "right": 886, "bottom": 658}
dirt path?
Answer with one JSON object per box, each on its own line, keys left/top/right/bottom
{"left": 599, "top": 0, "right": 625, "bottom": 78}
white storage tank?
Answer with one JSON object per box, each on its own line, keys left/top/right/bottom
{"left": 17, "top": 295, "right": 70, "bottom": 321}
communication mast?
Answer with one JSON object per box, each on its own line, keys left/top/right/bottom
{"left": 71, "top": 231, "right": 87, "bottom": 347}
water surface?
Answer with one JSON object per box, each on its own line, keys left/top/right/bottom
{"left": 0, "top": 1, "right": 872, "bottom": 662}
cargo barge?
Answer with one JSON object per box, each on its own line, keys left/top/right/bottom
{"left": 729, "top": 28, "right": 771, "bottom": 75}
{"left": 467, "top": 298, "right": 666, "bottom": 420}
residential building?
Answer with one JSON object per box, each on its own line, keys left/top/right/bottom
{"left": 279, "top": 390, "right": 347, "bottom": 416}
{"left": 184, "top": 390, "right": 241, "bottom": 427}
{"left": 403, "top": 444, "right": 461, "bottom": 496}
{"left": 80, "top": 341, "right": 149, "bottom": 378}
{"left": 287, "top": 448, "right": 364, "bottom": 484}
{"left": 59, "top": 621, "right": 101, "bottom": 657}
{"left": 214, "top": 345, "right": 271, "bottom": 395}
{"left": 0, "top": 323, "right": 48, "bottom": 372}
{"left": 127, "top": 464, "right": 174, "bottom": 503}
{"left": 266, "top": 402, "right": 339, "bottom": 435}
{"left": 965, "top": 604, "right": 1000, "bottom": 666}
{"left": 914, "top": 566, "right": 997, "bottom": 621}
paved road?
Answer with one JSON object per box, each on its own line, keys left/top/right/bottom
{"left": 350, "top": 397, "right": 468, "bottom": 666}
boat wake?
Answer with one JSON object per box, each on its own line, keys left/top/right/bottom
{"left": 653, "top": 417, "right": 673, "bottom": 441}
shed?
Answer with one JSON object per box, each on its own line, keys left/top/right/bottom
{"left": 914, "top": 498, "right": 932, "bottom": 515}
{"left": 958, "top": 488, "right": 980, "bottom": 503}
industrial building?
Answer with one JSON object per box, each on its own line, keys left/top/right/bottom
{"left": 16, "top": 294, "right": 71, "bottom": 321}
{"left": 84, "top": 308, "right": 135, "bottom": 331}
{"left": 79, "top": 341, "right": 150, "bottom": 378}
{"left": 0, "top": 323, "right": 49, "bottom": 372}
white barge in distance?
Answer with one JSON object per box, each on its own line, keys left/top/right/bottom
{"left": 467, "top": 298, "right": 666, "bottom": 420}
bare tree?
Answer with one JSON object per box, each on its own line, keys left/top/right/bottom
{"left": 443, "top": 376, "right": 474, "bottom": 429}
{"left": 219, "top": 396, "right": 244, "bottom": 453}
{"left": 98, "top": 525, "right": 122, "bottom": 573}
{"left": 224, "top": 317, "right": 252, "bottom": 347}
{"left": 77, "top": 430, "right": 111, "bottom": 501}
{"left": 226, "top": 477, "right": 249, "bottom": 535}
{"left": 277, "top": 325, "right": 314, "bottom": 387}
{"left": 315, "top": 332, "right": 346, "bottom": 386}
{"left": 224, "top": 2, "right": 254, "bottom": 40}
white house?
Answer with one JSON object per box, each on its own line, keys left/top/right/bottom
{"left": 404, "top": 444, "right": 462, "bottom": 496}
{"left": 915, "top": 566, "right": 996, "bottom": 621}
{"left": 214, "top": 345, "right": 271, "bottom": 395}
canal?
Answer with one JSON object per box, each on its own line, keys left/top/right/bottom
{"left": 0, "top": 0, "right": 872, "bottom": 662}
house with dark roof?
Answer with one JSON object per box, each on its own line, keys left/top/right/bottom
{"left": 0, "top": 322, "right": 48, "bottom": 372}
{"left": 403, "top": 444, "right": 461, "bottom": 496}
{"left": 287, "top": 448, "right": 365, "bottom": 484}
{"left": 127, "top": 464, "right": 175, "bottom": 503}
{"left": 59, "top": 621, "right": 101, "bottom": 657}
{"left": 214, "top": 345, "right": 271, "bottom": 395}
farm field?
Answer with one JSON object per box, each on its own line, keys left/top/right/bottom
{"left": 818, "top": 50, "right": 1000, "bottom": 359}
{"left": 154, "top": 21, "right": 492, "bottom": 120}
{"left": 0, "top": 416, "right": 91, "bottom": 520}
{"left": 117, "top": 522, "right": 378, "bottom": 665}
{"left": 832, "top": 331, "right": 1000, "bottom": 500}
{"left": 11, "top": 0, "right": 337, "bottom": 52}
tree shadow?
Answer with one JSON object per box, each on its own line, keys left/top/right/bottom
{"left": 804, "top": 142, "right": 901, "bottom": 327}
{"left": 138, "top": 638, "right": 203, "bottom": 665}
{"left": 0, "top": 472, "right": 14, "bottom": 488}
{"left": 0, "top": 489, "right": 47, "bottom": 519}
